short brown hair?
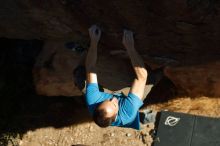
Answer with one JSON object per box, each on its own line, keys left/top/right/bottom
{"left": 93, "top": 107, "right": 116, "bottom": 127}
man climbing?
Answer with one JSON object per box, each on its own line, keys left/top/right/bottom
{"left": 82, "top": 25, "right": 160, "bottom": 130}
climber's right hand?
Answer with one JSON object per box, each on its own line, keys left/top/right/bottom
{"left": 88, "top": 25, "right": 101, "bottom": 45}
{"left": 122, "top": 29, "right": 134, "bottom": 49}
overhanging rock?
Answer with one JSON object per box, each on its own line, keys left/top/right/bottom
{"left": 33, "top": 40, "right": 220, "bottom": 97}
{"left": 0, "top": 0, "right": 219, "bottom": 97}
{"left": 164, "top": 62, "right": 220, "bottom": 97}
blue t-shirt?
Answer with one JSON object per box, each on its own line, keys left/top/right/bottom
{"left": 85, "top": 83, "right": 143, "bottom": 130}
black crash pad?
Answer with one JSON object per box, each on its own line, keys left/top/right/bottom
{"left": 153, "top": 111, "right": 220, "bottom": 146}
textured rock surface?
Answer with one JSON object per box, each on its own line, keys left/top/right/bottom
{"left": 33, "top": 40, "right": 83, "bottom": 96}
{"left": 1, "top": 0, "right": 220, "bottom": 96}
{"left": 33, "top": 40, "right": 134, "bottom": 96}
{"left": 164, "top": 62, "right": 220, "bottom": 97}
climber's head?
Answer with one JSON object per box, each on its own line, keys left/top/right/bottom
{"left": 93, "top": 97, "right": 119, "bottom": 127}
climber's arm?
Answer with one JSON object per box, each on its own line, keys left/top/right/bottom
{"left": 122, "top": 30, "right": 147, "bottom": 100}
{"left": 86, "top": 25, "right": 101, "bottom": 84}
{"left": 86, "top": 43, "right": 98, "bottom": 84}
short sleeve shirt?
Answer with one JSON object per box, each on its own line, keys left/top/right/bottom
{"left": 85, "top": 83, "right": 143, "bottom": 130}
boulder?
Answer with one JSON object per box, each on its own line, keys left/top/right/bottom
{"left": 1, "top": 0, "right": 220, "bottom": 96}
{"left": 33, "top": 40, "right": 82, "bottom": 96}
{"left": 164, "top": 62, "right": 220, "bottom": 97}
{"left": 33, "top": 40, "right": 135, "bottom": 96}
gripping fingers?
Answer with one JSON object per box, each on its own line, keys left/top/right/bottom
{"left": 89, "top": 25, "right": 101, "bottom": 42}
{"left": 123, "top": 29, "right": 134, "bottom": 47}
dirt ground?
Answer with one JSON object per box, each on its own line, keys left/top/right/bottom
{"left": 19, "top": 97, "right": 220, "bottom": 146}
{"left": 18, "top": 121, "right": 154, "bottom": 146}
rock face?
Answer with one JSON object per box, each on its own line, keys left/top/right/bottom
{"left": 164, "top": 63, "right": 220, "bottom": 97}
{"left": 1, "top": 0, "right": 220, "bottom": 96}
{"left": 33, "top": 40, "right": 135, "bottom": 96}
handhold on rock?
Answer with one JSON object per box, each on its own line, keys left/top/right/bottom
{"left": 65, "top": 42, "right": 86, "bottom": 53}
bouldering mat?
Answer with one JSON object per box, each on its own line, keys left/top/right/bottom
{"left": 153, "top": 111, "right": 220, "bottom": 146}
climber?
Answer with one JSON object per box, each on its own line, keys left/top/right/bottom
{"left": 73, "top": 25, "right": 161, "bottom": 129}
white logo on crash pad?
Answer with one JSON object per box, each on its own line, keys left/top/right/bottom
{"left": 164, "top": 116, "right": 180, "bottom": 126}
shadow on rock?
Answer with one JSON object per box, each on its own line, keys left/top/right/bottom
{"left": 0, "top": 38, "right": 92, "bottom": 143}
